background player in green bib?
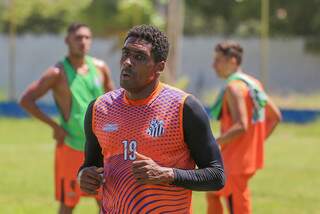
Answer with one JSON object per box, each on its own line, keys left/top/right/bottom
{"left": 20, "top": 23, "right": 114, "bottom": 214}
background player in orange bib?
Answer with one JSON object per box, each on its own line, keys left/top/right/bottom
{"left": 20, "top": 23, "right": 114, "bottom": 214}
{"left": 78, "top": 25, "right": 225, "bottom": 214}
{"left": 206, "top": 41, "right": 282, "bottom": 214}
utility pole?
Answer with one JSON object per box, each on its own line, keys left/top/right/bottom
{"left": 165, "top": 0, "right": 184, "bottom": 84}
{"left": 260, "top": 0, "right": 269, "bottom": 89}
{"left": 8, "top": 0, "right": 17, "bottom": 100}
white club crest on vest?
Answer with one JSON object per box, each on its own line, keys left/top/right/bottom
{"left": 147, "top": 119, "right": 164, "bottom": 137}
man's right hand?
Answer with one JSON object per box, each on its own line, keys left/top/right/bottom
{"left": 52, "top": 125, "right": 68, "bottom": 145}
{"left": 78, "top": 166, "right": 104, "bottom": 195}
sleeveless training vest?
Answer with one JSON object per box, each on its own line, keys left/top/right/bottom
{"left": 59, "top": 56, "right": 104, "bottom": 151}
{"left": 93, "top": 83, "right": 195, "bottom": 214}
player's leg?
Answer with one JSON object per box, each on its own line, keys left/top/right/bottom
{"left": 65, "top": 144, "right": 103, "bottom": 211}
{"left": 225, "top": 194, "right": 234, "bottom": 214}
{"left": 58, "top": 203, "right": 74, "bottom": 214}
{"left": 95, "top": 198, "right": 102, "bottom": 213}
{"left": 55, "top": 144, "right": 81, "bottom": 214}
{"left": 206, "top": 172, "right": 233, "bottom": 214}
{"left": 206, "top": 192, "right": 223, "bottom": 214}
{"left": 226, "top": 174, "right": 253, "bottom": 214}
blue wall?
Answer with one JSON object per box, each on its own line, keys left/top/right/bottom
{"left": 0, "top": 102, "right": 58, "bottom": 118}
{"left": 1, "top": 102, "right": 319, "bottom": 123}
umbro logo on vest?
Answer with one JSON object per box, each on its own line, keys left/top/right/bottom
{"left": 102, "top": 123, "right": 118, "bottom": 132}
{"left": 147, "top": 119, "right": 164, "bottom": 137}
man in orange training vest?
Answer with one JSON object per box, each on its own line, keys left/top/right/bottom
{"left": 207, "top": 41, "right": 282, "bottom": 214}
{"left": 78, "top": 25, "right": 225, "bottom": 213}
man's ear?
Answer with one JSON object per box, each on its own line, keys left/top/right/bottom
{"left": 230, "top": 57, "right": 238, "bottom": 66}
{"left": 155, "top": 61, "right": 165, "bottom": 75}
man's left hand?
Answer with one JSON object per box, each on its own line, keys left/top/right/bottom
{"left": 131, "top": 152, "right": 174, "bottom": 184}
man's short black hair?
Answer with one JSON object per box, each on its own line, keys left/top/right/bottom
{"left": 215, "top": 41, "right": 243, "bottom": 65}
{"left": 125, "top": 25, "right": 169, "bottom": 63}
{"left": 67, "top": 22, "right": 90, "bottom": 35}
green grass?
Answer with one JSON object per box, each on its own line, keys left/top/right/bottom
{"left": 0, "top": 118, "right": 320, "bottom": 213}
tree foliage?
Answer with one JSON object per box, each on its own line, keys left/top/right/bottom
{"left": 0, "top": 0, "right": 319, "bottom": 37}
{"left": 0, "top": 0, "right": 92, "bottom": 33}
{"left": 184, "top": 0, "right": 320, "bottom": 37}
{"left": 79, "top": 0, "right": 165, "bottom": 37}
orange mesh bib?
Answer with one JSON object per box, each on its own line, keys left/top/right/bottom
{"left": 93, "top": 83, "right": 195, "bottom": 213}
{"left": 220, "top": 79, "right": 266, "bottom": 175}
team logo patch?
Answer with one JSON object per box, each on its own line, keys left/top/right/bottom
{"left": 103, "top": 123, "right": 118, "bottom": 132}
{"left": 147, "top": 119, "right": 164, "bottom": 137}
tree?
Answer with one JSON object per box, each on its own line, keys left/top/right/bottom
{"left": 0, "top": 0, "right": 92, "bottom": 34}
{"left": 184, "top": 0, "right": 320, "bottom": 37}
{"left": 0, "top": 0, "right": 165, "bottom": 37}
{"left": 80, "top": 0, "right": 165, "bottom": 37}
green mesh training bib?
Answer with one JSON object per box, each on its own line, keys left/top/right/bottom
{"left": 59, "top": 56, "right": 104, "bottom": 151}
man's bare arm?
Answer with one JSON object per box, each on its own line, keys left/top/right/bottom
{"left": 19, "top": 67, "right": 67, "bottom": 144}
{"left": 217, "top": 84, "right": 248, "bottom": 145}
{"left": 265, "top": 97, "right": 282, "bottom": 139}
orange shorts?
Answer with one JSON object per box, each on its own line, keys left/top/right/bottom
{"left": 207, "top": 173, "right": 254, "bottom": 214}
{"left": 55, "top": 143, "right": 102, "bottom": 207}
{"left": 213, "top": 173, "right": 254, "bottom": 197}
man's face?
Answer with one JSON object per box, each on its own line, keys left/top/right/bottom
{"left": 66, "top": 27, "right": 92, "bottom": 58}
{"left": 120, "top": 37, "right": 160, "bottom": 93}
{"left": 212, "top": 51, "right": 234, "bottom": 79}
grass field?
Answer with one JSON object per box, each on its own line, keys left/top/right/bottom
{"left": 0, "top": 118, "right": 319, "bottom": 213}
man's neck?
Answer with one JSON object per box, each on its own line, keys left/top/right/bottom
{"left": 126, "top": 80, "right": 160, "bottom": 100}
{"left": 224, "top": 67, "right": 241, "bottom": 79}
{"left": 67, "top": 55, "right": 86, "bottom": 69}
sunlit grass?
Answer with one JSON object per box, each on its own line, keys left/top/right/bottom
{"left": 0, "top": 118, "right": 319, "bottom": 213}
